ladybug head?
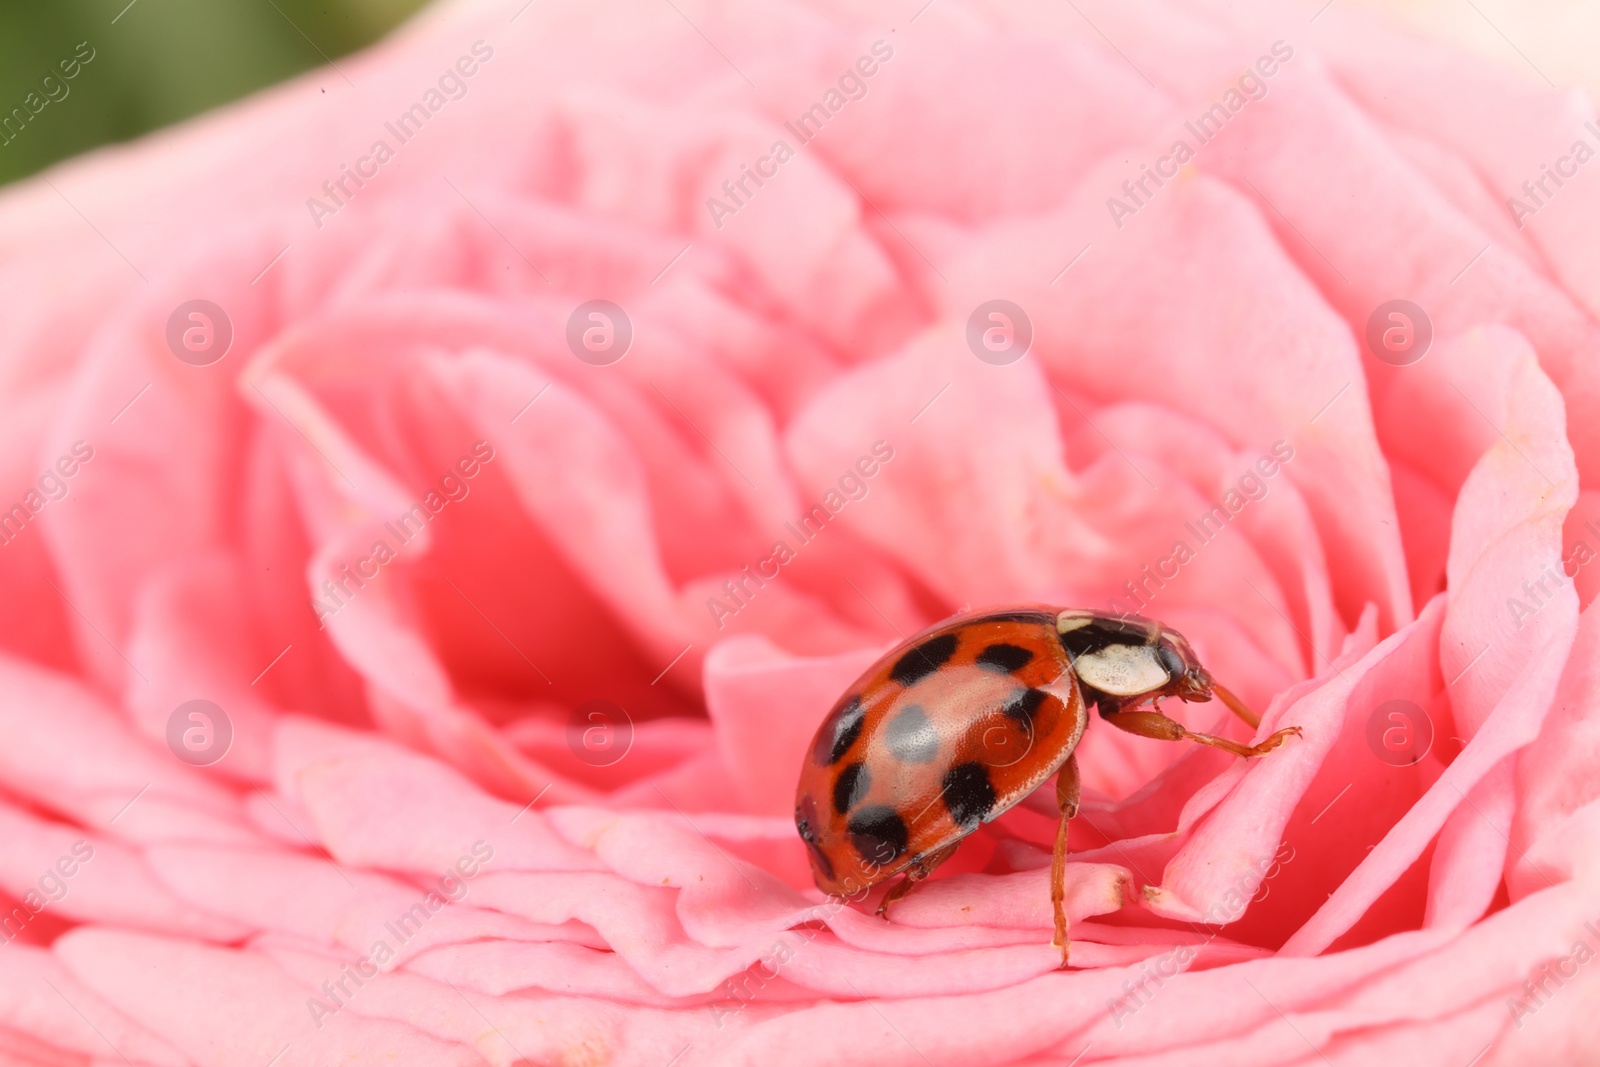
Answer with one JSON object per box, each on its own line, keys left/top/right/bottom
{"left": 1058, "top": 611, "right": 1256, "bottom": 721}
{"left": 1154, "top": 627, "right": 1210, "bottom": 700}
{"left": 1155, "top": 626, "right": 1256, "bottom": 724}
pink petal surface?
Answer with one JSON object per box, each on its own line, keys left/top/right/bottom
{"left": 55, "top": 929, "right": 486, "bottom": 1067}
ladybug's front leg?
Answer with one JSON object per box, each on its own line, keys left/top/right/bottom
{"left": 1102, "top": 706, "right": 1300, "bottom": 758}
{"left": 1050, "top": 752, "right": 1081, "bottom": 969}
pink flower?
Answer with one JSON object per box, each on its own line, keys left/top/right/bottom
{"left": 1, "top": 0, "right": 1599, "bottom": 1063}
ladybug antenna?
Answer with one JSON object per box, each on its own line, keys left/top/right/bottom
{"left": 1210, "top": 682, "right": 1260, "bottom": 730}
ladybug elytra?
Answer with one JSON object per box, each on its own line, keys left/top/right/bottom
{"left": 794, "top": 607, "right": 1300, "bottom": 967}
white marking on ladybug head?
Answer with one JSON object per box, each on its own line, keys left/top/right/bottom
{"left": 1056, "top": 610, "right": 1096, "bottom": 634}
{"left": 1071, "top": 642, "right": 1172, "bottom": 697}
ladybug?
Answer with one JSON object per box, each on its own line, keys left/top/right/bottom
{"left": 793, "top": 607, "right": 1300, "bottom": 966}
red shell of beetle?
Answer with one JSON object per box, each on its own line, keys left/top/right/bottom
{"left": 794, "top": 608, "right": 1087, "bottom": 896}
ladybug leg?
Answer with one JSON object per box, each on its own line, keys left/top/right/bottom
{"left": 874, "top": 875, "right": 915, "bottom": 917}
{"left": 1103, "top": 709, "right": 1301, "bottom": 758}
{"left": 1050, "top": 752, "right": 1081, "bottom": 969}
{"left": 875, "top": 842, "right": 959, "bottom": 918}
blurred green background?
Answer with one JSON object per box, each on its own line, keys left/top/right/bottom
{"left": 0, "top": 0, "right": 429, "bottom": 187}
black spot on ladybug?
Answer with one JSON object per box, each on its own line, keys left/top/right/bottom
{"left": 942, "top": 762, "right": 997, "bottom": 828}
{"left": 884, "top": 704, "right": 939, "bottom": 763}
{"left": 1001, "top": 687, "right": 1049, "bottom": 729}
{"left": 848, "top": 806, "right": 908, "bottom": 867}
{"left": 976, "top": 642, "right": 1034, "bottom": 673}
{"left": 796, "top": 796, "right": 819, "bottom": 841}
{"left": 833, "top": 761, "right": 870, "bottom": 815}
{"left": 815, "top": 695, "right": 866, "bottom": 766}
{"left": 795, "top": 795, "right": 835, "bottom": 881}
{"left": 890, "top": 633, "right": 958, "bottom": 687}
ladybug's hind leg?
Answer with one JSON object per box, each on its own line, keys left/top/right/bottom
{"left": 1050, "top": 753, "right": 1081, "bottom": 969}
{"left": 876, "top": 842, "right": 959, "bottom": 917}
